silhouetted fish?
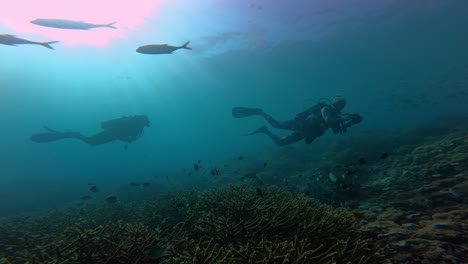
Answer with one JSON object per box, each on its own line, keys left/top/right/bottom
{"left": 210, "top": 168, "right": 220, "bottom": 176}
{"left": 256, "top": 187, "right": 263, "bottom": 196}
{"left": 89, "top": 185, "right": 99, "bottom": 193}
{"left": 106, "top": 196, "right": 118, "bottom": 203}
{"left": 80, "top": 195, "right": 93, "bottom": 201}
{"left": 136, "top": 41, "right": 192, "bottom": 54}
{"left": 0, "top": 34, "right": 58, "bottom": 49}
{"left": 31, "top": 19, "right": 116, "bottom": 30}
{"left": 129, "top": 182, "right": 140, "bottom": 187}
{"left": 145, "top": 245, "right": 170, "bottom": 261}
{"left": 380, "top": 153, "right": 389, "bottom": 159}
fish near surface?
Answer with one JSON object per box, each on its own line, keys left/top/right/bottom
{"left": 136, "top": 41, "right": 192, "bottom": 54}
{"left": 0, "top": 34, "right": 58, "bottom": 49}
{"left": 31, "top": 19, "right": 117, "bottom": 30}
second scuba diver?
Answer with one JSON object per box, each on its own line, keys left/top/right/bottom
{"left": 232, "top": 96, "right": 362, "bottom": 146}
{"left": 31, "top": 115, "right": 150, "bottom": 147}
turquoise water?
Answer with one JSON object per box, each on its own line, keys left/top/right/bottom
{"left": 0, "top": 0, "right": 467, "bottom": 217}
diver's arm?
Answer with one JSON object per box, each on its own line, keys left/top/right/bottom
{"left": 321, "top": 106, "right": 343, "bottom": 132}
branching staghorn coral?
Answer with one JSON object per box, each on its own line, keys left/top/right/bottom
{"left": 2, "top": 221, "right": 169, "bottom": 264}
{"left": 166, "top": 185, "right": 377, "bottom": 263}
{"left": 0, "top": 185, "right": 380, "bottom": 264}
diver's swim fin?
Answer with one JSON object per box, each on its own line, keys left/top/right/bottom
{"left": 30, "top": 129, "right": 81, "bottom": 143}
{"left": 242, "top": 125, "right": 269, "bottom": 136}
{"left": 232, "top": 107, "right": 263, "bottom": 118}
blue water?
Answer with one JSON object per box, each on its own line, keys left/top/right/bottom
{"left": 1, "top": 0, "right": 467, "bottom": 217}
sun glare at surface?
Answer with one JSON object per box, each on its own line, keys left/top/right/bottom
{"left": 0, "top": 0, "right": 162, "bottom": 46}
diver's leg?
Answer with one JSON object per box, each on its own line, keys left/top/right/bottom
{"left": 249, "top": 127, "right": 303, "bottom": 146}
{"left": 70, "top": 131, "right": 116, "bottom": 146}
{"left": 260, "top": 112, "right": 297, "bottom": 130}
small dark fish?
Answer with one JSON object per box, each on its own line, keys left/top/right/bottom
{"left": 243, "top": 172, "right": 258, "bottom": 179}
{"left": 187, "top": 172, "right": 192, "bottom": 176}
{"left": 146, "top": 245, "right": 170, "bottom": 261}
{"left": 263, "top": 162, "right": 268, "bottom": 168}
{"left": 380, "top": 153, "right": 389, "bottom": 159}
{"left": 194, "top": 164, "right": 200, "bottom": 171}
{"left": 448, "top": 188, "right": 465, "bottom": 200}
{"left": 210, "top": 168, "right": 220, "bottom": 176}
{"left": 242, "top": 172, "right": 264, "bottom": 185}
{"left": 129, "top": 182, "right": 140, "bottom": 187}
{"left": 166, "top": 175, "right": 169, "bottom": 180}
{"left": 142, "top": 182, "right": 151, "bottom": 188}
{"left": 341, "top": 184, "right": 350, "bottom": 190}
{"left": 31, "top": 19, "right": 116, "bottom": 30}
{"left": 298, "top": 174, "right": 303, "bottom": 178}
{"left": 0, "top": 34, "right": 59, "bottom": 49}
{"left": 383, "top": 171, "right": 387, "bottom": 176}
{"left": 359, "top": 157, "right": 366, "bottom": 165}
{"left": 176, "top": 202, "right": 185, "bottom": 208}
{"left": 197, "top": 160, "right": 202, "bottom": 164}
{"left": 89, "top": 185, "right": 100, "bottom": 193}
{"left": 105, "top": 196, "right": 118, "bottom": 204}
{"left": 80, "top": 195, "right": 93, "bottom": 201}
{"left": 238, "top": 156, "right": 243, "bottom": 160}
{"left": 345, "top": 170, "right": 354, "bottom": 176}
{"left": 305, "top": 190, "right": 310, "bottom": 195}
{"left": 256, "top": 187, "right": 263, "bottom": 196}
{"left": 136, "top": 41, "right": 191, "bottom": 55}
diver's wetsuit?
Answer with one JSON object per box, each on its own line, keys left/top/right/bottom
{"left": 30, "top": 115, "right": 149, "bottom": 146}
{"left": 253, "top": 102, "right": 358, "bottom": 146}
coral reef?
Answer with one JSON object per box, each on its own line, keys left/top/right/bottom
{"left": 170, "top": 185, "right": 377, "bottom": 263}
{"left": 0, "top": 185, "right": 378, "bottom": 263}
{"left": 354, "top": 131, "right": 468, "bottom": 263}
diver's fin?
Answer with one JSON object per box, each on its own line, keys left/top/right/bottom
{"left": 242, "top": 125, "right": 268, "bottom": 136}
{"left": 232, "top": 107, "right": 263, "bottom": 118}
{"left": 43, "top": 126, "right": 60, "bottom": 133}
{"left": 30, "top": 132, "right": 75, "bottom": 143}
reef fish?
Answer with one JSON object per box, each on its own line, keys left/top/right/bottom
{"left": 145, "top": 245, "right": 170, "bottom": 261}
{"left": 136, "top": 41, "right": 192, "bottom": 54}
{"left": 31, "top": 19, "right": 117, "bottom": 30}
{"left": 0, "top": 34, "right": 58, "bottom": 49}
{"left": 106, "top": 196, "right": 118, "bottom": 203}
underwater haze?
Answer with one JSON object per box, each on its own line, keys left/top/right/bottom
{"left": 1, "top": 0, "right": 468, "bottom": 219}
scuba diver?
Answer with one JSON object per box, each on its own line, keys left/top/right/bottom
{"left": 232, "top": 96, "right": 362, "bottom": 146}
{"left": 30, "top": 115, "right": 150, "bottom": 147}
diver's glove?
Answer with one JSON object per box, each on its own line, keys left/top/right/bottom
{"left": 332, "top": 119, "right": 347, "bottom": 134}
